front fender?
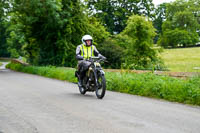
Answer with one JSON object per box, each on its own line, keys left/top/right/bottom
{"left": 100, "top": 70, "right": 105, "bottom": 75}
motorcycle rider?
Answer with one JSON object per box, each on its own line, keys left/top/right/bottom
{"left": 75, "top": 35, "right": 106, "bottom": 87}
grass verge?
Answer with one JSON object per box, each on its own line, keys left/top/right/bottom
{"left": 161, "top": 47, "right": 200, "bottom": 72}
{"left": 6, "top": 62, "right": 200, "bottom": 106}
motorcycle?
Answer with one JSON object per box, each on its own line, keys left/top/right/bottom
{"left": 75, "top": 57, "right": 106, "bottom": 99}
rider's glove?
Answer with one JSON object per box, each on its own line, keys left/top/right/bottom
{"left": 76, "top": 55, "right": 84, "bottom": 60}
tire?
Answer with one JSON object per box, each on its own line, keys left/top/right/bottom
{"left": 95, "top": 74, "right": 106, "bottom": 99}
{"left": 78, "top": 78, "right": 86, "bottom": 95}
{"left": 79, "top": 85, "right": 86, "bottom": 95}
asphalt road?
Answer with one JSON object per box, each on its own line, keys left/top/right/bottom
{"left": 0, "top": 63, "right": 200, "bottom": 133}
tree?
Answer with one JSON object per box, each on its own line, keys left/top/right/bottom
{"left": 188, "top": 0, "right": 200, "bottom": 25}
{"left": 158, "top": 0, "right": 200, "bottom": 48}
{"left": 165, "top": 0, "right": 188, "bottom": 21}
{"left": 119, "top": 14, "right": 159, "bottom": 69}
{"left": 98, "top": 36, "right": 125, "bottom": 69}
{"left": 85, "top": 0, "right": 155, "bottom": 34}
{"left": 7, "top": 0, "right": 82, "bottom": 66}
{"left": 0, "top": 0, "right": 10, "bottom": 57}
{"left": 6, "top": 23, "right": 27, "bottom": 58}
{"left": 158, "top": 29, "right": 199, "bottom": 48}
{"left": 86, "top": 16, "right": 110, "bottom": 45}
{"left": 7, "top": 0, "right": 109, "bottom": 66}
{"left": 153, "top": 3, "right": 167, "bottom": 43}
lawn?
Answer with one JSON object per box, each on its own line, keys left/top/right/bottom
{"left": 161, "top": 47, "right": 200, "bottom": 72}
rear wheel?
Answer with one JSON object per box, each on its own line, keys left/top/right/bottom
{"left": 96, "top": 74, "right": 106, "bottom": 99}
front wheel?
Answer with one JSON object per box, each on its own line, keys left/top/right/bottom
{"left": 79, "top": 85, "right": 86, "bottom": 95}
{"left": 96, "top": 74, "right": 106, "bottom": 99}
{"left": 78, "top": 77, "right": 86, "bottom": 95}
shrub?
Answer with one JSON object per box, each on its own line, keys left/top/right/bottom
{"left": 118, "top": 15, "right": 161, "bottom": 69}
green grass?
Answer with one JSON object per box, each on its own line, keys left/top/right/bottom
{"left": 0, "top": 62, "right": 2, "bottom": 66}
{"left": 161, "top": 47, "right": 200, "bottom": 72}
{"left": 6, "top": 62, "right": 200, "bottom": 106}
{"left": 6, "top": 63, "right": 77, "bottom": 83}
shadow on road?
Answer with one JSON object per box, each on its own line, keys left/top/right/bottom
{"left": 63, "top": 92, "right": 97, "bottom": 100}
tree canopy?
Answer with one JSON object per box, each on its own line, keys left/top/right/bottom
{"left": 6, "top": 0, "right": 109, "bottom": 66}
{"left": 158, "top": 0, "right": 200, "bottom": 48}
{"left": 0, "top": 0, "right": 10, "bottom": 57}
{"left": 86, "top": 0, "right": 154, "bottom": 34}
{"left": 119, "top": 14, "right": 158, "bottom": 69}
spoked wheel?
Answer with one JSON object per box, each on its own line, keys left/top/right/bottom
{"left": 96, "top": 74, "right": 106, "bottom": 99}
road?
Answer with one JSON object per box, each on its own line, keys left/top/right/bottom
{"left": 0, "top": 63, "right": 200, "bottom": 133}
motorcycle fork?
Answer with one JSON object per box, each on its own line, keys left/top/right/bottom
{"left": 93, "top": 69, "right": 99, "bottom": 87}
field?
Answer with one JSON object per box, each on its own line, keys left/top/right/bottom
{"left": 161, "top": 47, "right": 200, "bottom": 72}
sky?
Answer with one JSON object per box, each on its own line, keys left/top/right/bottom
{"left": 153, "top": 0, "right": 176, "bottom": 6}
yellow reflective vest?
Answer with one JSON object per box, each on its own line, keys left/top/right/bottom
{"left": 80, "top": 44, "right": 94, "bottom": 60}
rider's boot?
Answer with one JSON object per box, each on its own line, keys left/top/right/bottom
{"left": 75, "top": 71, "right": 78, "bottom": 77}
{"left": 78, "top": 79, "right": 83, "bottom": 87}
{"left": 78, "top": 73, "right": 84, "bottom": 87}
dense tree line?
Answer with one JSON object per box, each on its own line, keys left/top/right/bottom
{"left": 158, "top": 0, "right": 200, "bottom": 48}
{"left": 0, "top": 0, "right": 200, "bottom": 69}
{"left": 0, "top": 0, "right": 10, "bottom": 57}
{"left": 86, "top": 0, "right": 155, "bottom": 34}
{"left": 3, "top": 0, "right": 109, "bottom": 66}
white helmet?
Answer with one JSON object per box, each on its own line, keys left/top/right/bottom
{"left": 82, "top": 35, "right": 93, "bottom": 46}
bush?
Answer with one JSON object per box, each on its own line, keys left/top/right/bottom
{"left": 98, "top": 37, "right": 125, "bottom": 69}
{"left": 159, "top": 10, "right": 199, "bottom": 48}
{"left": 158, "top": 29, "right": 199, "bottom": 48}
{"left": 118, "top": 15, "right": 162, "bottom": 70}
{"left": 106, "top": 72, "right": 200, "bottom": 105}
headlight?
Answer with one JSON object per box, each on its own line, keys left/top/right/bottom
{"left": 94, "top": 62, "right": 100, "bottom": 67}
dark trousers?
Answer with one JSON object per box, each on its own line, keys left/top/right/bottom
{"left": 78, "top": 60, "right": 91, "bottom": 79}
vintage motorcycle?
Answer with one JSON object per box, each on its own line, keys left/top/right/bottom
{"left": 75, "top": 57, "right": 106, "bottom": 99}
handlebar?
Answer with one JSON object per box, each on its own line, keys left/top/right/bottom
{"left": 85, "top": 56, "right": 106, "bottom": 63}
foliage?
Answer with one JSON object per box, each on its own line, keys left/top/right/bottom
{"left": 6, "top": 23, "right": 27, "bottom": 58}
{"left": 158, "top": 0, "right": 200, "bottom": 48}
{"left": 153, "top": 3, "right": 167, "bottom": 43}
{"left": 98, "top": 14, "right": 166, "bottom": 70}
{"left": 6, "top": 0, "right": 109, "bottom": 67}
{"left": 7, "top": 62, "right": 200, "bottom": 106}
{"left": 85, "top": 0, "right": 155, "bottom": 34}
{"left": 7, "top": 0, "right": 77, "bottom": 66}
{"left": 86, "top": 16, "right": 110, "bottom": 45}
{"left": 106, "top": 71, "right": 200, "bottom": 105}
{"left": 159, "top": 28, "right": 199, "bottom": 48}
{"left": 97, "top": 36, "right": 125, "bottom": 69}
{"left": 0, "top": 0, "right": 10, "bottom": 57}
{"left": 118, "top": 14, "right": 161, "bottom": 69}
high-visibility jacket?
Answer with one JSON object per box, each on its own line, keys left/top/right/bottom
{"left": 80, "top": 44, "right": 95, "bottom": 60}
